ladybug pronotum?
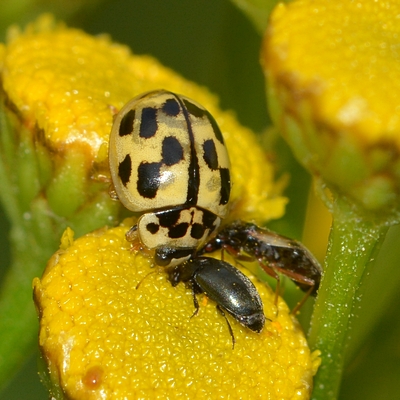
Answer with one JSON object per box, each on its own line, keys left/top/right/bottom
{"left": 109, "top": 90, "right": 231, "bottom": 267}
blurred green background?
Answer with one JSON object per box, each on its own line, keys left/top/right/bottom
{"left": 0, "top": 0, "right": 400, "bottom": 399}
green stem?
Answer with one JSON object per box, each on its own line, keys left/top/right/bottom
{"left": 308, "top": 195, "right": 389, "bottom": 400}
{"left": 0, "top": 197, "right": 59, "bottom": 390}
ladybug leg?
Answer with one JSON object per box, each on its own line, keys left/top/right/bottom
{"left": 126, "top": 226, "right": 155, "bottom": 260}
{"left": 129, "top": 241, "right": 142, "bottom": 253}
{"left": 108, "top": 183, "right": 119, "bottom": 200}
{"left": 108, "top": 103, "right": 119, "bottom": 118}
{"left": 125, "top": 225, "right": 138, "bottom": 242}
{"left": 129, "top": 238, "right": 154, "bottom": 259}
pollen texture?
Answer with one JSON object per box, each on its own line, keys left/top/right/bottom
{"left": 33, "top": 225, "right": 320, "bottom": 399}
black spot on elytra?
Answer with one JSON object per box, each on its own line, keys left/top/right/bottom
{"left": 219, "top": 168, "right": 231, "bottom": 205}
{"left": 119, "top": 109, "right": 135, "bottom": 137}
{"left": 155, "top": 247, "right": 193, "bottom": 267}
{"left": 183, "top": 99, "right": 205, "bottom": 118}
{"left": 182, "top": 98, "right": 224, "bottom": 144}
{"left": 191, "top": 223, "right": 205, "bottom": 239}
{"left": 202, "top": 139, "right": 218, "bottom": 170}
{"left": 162, "top": 98, "right": 180, "bottom": 116}
{"left": 202, "top": 210, "right": 218, "bottom": 229}
{"left": 162, "top": 136, "right": 184, "bottom": 166}
{"left": 157, "top": 209, "right": 182, "bottom": 227}
{"left": 206, "top": 111, "right": 224, "bottom": 144}
{"left": 140, "top": 107, "right": 158, "bottom": 138}
{"left": 146, "top": 223, "right": 160, "bottom": 234}
{"left": 168, "top": 223, "right": 189, "bottom": 239}
{"left": 118, "top": 154, "right": 132, "bottom": 186}
{"left": 137, "top": 162, "right": 162, "bottom": 198}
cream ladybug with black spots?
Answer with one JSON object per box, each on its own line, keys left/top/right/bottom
{"left": 109, "top": 90, "right": 231, "bottom": 267}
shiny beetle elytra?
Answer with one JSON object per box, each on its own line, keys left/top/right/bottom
{"left": 200, "top": 220, "right": 322, "bottom": 310}
{"left": 167, "top": 256, "right": 266, "bottom": 348}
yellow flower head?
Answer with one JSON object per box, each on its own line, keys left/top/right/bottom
{"left": 1, "top": 14, "right": 286, "bottom": 223}
{"left": 262, "top": 0, "right": 400, "bottom": 214}
{"left": 0, "top": 14, "right": 319, "bottom": 399}
{"left": 33, "top": 224, "right": 320, "bottom": 399}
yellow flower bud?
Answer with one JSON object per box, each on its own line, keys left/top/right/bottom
{"left": 1, "top": 14, "right": 286, "bottom": 224}
{"left": 33, "top": 224, "right": 320, "bottom": 399}
{"left": 262, "top": 0, "right": 400, "bottom": 213}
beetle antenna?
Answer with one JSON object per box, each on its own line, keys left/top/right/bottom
{"left": 135, "top": 269, "right": 158, "bottom": 290}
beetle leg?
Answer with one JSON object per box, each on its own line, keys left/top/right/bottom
{"left": 290, "top": 285, "right": 315, "bottom": 316}
{"left": 108, "top": 183, "right": 119, "bottom": 200}
{"left": 216, "top": 305, "right": 235, "bottom": 349}
{"left": 190, "top": 288, "right": 200, "bottom": 318}
{"left": 125, "top": 225, "right": 138, "bottom": 242}
{"left": 257, "top": 258, "right": 282, "bottom": 307}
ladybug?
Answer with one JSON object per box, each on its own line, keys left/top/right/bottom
{"left": 109, "top": 90, "right": 231, "bottom": 267}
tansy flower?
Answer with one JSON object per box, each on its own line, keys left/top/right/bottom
{"left": 33, "top": 224, "right": 320, "bottom": 399}
{"left": 262, "top": 1, "right": 400, "bottom": 399}
{"left": 263, "top": 0, "right": 400, "bottom": 213}
{"left": 0, "top": 14, "right": 320, "bottom": 399}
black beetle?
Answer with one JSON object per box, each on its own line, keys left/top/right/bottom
{"left": 200, "top": 220, "right": 323, "bottom": 311}
{"left": 167, "top": 256, "right": 266, "bottom": 348}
